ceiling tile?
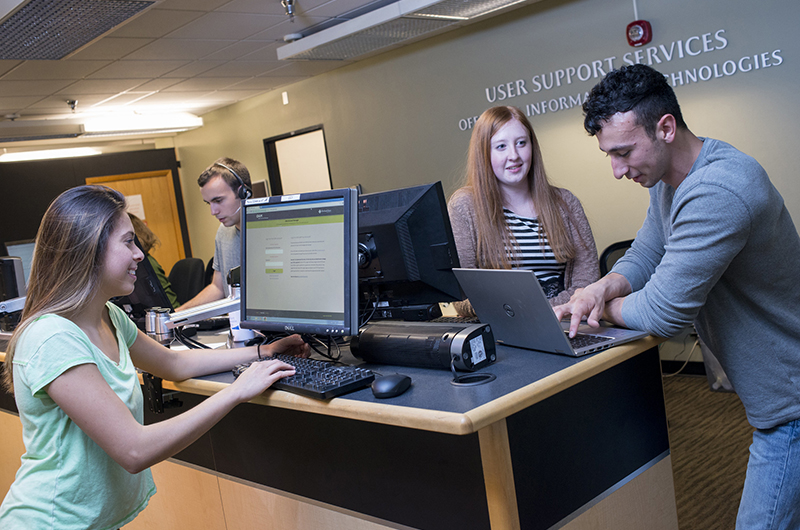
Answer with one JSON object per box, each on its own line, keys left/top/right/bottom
{"left": 238, "top": 42, "right": 282, "bottom": 61}
{"left": 162, "top": 77, "right": 250, "bottom": 91}
{"left": 216, "top": 0, "right": 291, "bottom": 15}
{"left": 2, "top": 61, "right": 111, "bottom": 80}
{"left": 28, "top": 95, "right": 118, "bottom": 110}
{"left": 161, "top": 61, "right": 226, "bottom": 77}
{"left": 202, "top": 41, "right": 271, "bottom": 61}
{"left": 133, "top": 91, "right": 224, "bottom": 112}
{"left": 0, "top": 96, "right": 45, "bottom": 111}
{"left": 0, "top": 60, "right": 23, "bottom": 77}
{"left": 197, "top": 61, "right": 277, "bottom": 77}
{"left": 67, "top": 38, "right": 155, "bottom": 60}
{"left": 124, "top": 39, "right": 236, "bottom": 60}
{"left": 156, "top": 0, "right": 232, "bottom": 11}
{"left": 130, "top": 78, "right": 187, "bottom": 91}
{"left": 167, "top": 12, "right": 286, "bottom": 40}
{"left": 55, "top": 79, "right": 147, "bottom": 95}
{"left": 109, "top": 9, "right": 207, "bottom": 39}
{"left": 87, "top": 60, "right": 191, "bottom": 79}
{"left": 227, "top": 75, "right": 308, "bottom": 90}
{"left": 91, "top": 92, "right": 161, "bottom": 108}
{"left": 307, "top": 0, "right": 383, "bottom": 18}
{"left": 0, "top": 80, "right": 76, "bottom": 96}
{"left": 195, "top": 89, "right": 264, "bottom": 100}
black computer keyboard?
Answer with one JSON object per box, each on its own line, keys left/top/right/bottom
{"left": 233, "top": 354, "right": 375, "bottom": 400}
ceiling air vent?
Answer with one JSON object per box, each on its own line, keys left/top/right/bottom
{"left": 0, "top": 0, "right": 156, "bottom": 60}
{"left": 277, "top": 0, "right": 532, "bottom": 61}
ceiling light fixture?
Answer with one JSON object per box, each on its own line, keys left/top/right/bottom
{"left": 0, "top": 147, "right": 102, "bottom": 162}
{"left": 0, "top": 111, "right": 204, "bottom": 144}
{"left": 277, "top": 0, "right": 536, "bottom": 61}
{"left": 82, "top": 112, "right": 204, "bottom": 135}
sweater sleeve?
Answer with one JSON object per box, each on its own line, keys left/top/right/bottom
{"left": 618, "top": 182, "right": 752, "bottom": 337}
{"left": 447, "top": 188, "right": 479, "bottom": 316}
{"left": 548, "top": 189, "right": 600, "bottom": 306}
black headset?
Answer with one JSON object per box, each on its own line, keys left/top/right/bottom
{"left": 214, "top": 162, "right": 252, "bottom": 200}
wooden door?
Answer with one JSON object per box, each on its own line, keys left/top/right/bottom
{"left": 86, "top": 170, "right": 185, "bottom": 274}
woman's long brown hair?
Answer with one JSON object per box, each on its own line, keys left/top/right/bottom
{"left": 465, "top": 106, "right": 575, "bottom": 269}
{"left": 2, "top": 185, "right": 127, "bottom": 392}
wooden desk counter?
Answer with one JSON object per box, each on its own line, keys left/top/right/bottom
{"left": 159, "top": 335, "right": 663, "bottom": 434}
{"left": 0, "top": 336, "right": 677, "bottom": 530}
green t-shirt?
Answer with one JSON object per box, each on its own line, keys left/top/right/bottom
{"left": 0, "top": 302, "right": 156, "bottom": 529}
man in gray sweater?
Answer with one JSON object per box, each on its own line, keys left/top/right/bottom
{"left": 555, "top": 64, "right": 800, "bottom": 529}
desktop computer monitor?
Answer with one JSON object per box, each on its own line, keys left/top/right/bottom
{"left": 357, "top": 181, "right": 462, "bottom": 320}
{"left": 111, "top": 237, "right": 173, "bottom": 328}
{"left": 4, "top": 239, "right": 35, "bottom": 286}
{"left": 0, "top": 256, "right": 25, "bottom": 331}
{"left": 0, "top": 256, "right": 25, "bottom": 301}
{"left": 240, "top": 187, "right": 359, "bottom": 337}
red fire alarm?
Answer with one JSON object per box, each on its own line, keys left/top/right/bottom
{"left": 626, "top": 20, "right": 652, "bottom": 47}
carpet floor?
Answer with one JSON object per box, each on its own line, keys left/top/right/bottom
{"left": 662, "top": 374, "right": 754, "bottom": 530}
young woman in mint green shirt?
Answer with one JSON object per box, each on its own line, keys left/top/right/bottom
{"left": 0, "top": 185, "right": 308, "bottom": 529}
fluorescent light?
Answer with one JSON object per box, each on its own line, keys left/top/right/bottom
{"left": 83, "top": 112, "right": 203, "bottom": 134}
{"left": 0, "top": 147, "right": 102, "bottom": 162}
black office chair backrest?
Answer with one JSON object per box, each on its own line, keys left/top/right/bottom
{"left": 599, "top": 239, "right": 634, "bottom": 276}
{"left": 204, "top": 257, "right": 214, "bottom": 287}
{"left": 168, "top": 258, "right": 205, "bottom": 305}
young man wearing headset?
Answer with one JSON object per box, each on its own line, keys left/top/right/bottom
{"left": 176, "top": 157, "right": 252, "bottom": 311}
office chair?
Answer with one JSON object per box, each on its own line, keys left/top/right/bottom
{"left": 599, "top": 239, "right": 634, "bottom": 276}
{"left": 168, "top": 258, "right": 205, "bottom": 305}
{"left": 204, "top": 257, "right": 214, "bottom": 287}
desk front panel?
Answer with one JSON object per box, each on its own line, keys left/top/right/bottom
{"left": 144, "top": 347, "right": 668, "bottom": 530}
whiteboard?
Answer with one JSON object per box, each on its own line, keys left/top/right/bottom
{"left": 273, "top": 129, "right": 331, "bottom": 194}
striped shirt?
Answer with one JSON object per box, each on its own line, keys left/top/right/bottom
{"left": 504, "top": 208, "right": 565, "bottom": 298}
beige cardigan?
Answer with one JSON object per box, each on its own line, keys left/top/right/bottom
{"left": 447, "top": 187, "right": 600, "bottom": 316}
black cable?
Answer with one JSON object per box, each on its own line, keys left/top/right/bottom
{"left": 174, "top": 327, "right": 210, "bottom": 349}
{"left": 359, "top": 291, "right": 379, "bottom": 327}
{"left": 301, "top": 333, "right": 342, "bottom": 362}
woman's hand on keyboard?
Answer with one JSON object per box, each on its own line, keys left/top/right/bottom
{"left": 229, "top": 359, "right": 296, "bottom": 402}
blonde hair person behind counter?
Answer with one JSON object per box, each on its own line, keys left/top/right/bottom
{"left": 0, "top": 185, "right": 308, "bottom": 529}
{"left": 128, "top": 212, "right": 179, "bottom": 310}
{"left": 175, "top": 157, "right": 252, "bottom": 312}
{"left": 447, "top": 105, "right": 600, "bottom": 317}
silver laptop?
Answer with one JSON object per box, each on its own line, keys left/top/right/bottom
{"left": 452, "top": 268, "right": 648, "bottom": 357}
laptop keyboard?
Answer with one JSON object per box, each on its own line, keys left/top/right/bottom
{"left": 567, "top": 332, "right": 614, "bottom": 349}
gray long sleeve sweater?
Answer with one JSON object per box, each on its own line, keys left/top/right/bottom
{"left": 614, "top": 138, "right": 800, "bottom": 429}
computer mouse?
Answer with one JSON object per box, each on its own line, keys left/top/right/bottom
{"left": 371, "top": 373, "right": 412, "bottom": 398}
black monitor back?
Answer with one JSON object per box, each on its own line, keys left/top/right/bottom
{"left": 357, "top": 181, "right": 462, "bottom": 315}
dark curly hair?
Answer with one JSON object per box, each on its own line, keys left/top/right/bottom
{"left": 583, "top": 64, "right": 686, "bottom": 139}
